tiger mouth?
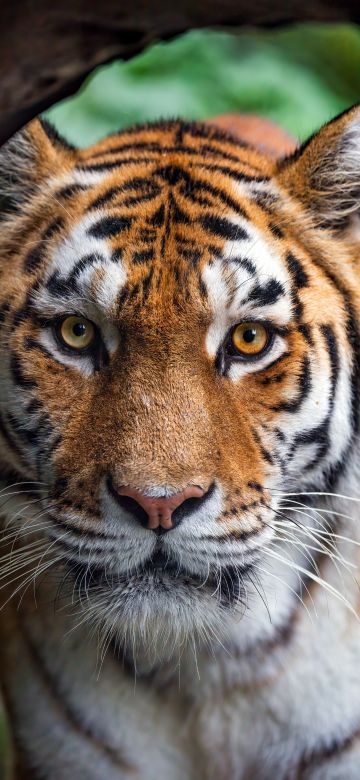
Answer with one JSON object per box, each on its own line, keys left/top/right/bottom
{"left": 67, "top": 548, "right": 254, "bottom": 607}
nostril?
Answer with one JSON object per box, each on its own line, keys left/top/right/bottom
{"left": 172, "top": 481, "right": 216, "bottom": 525}
{"left": 107, "top": 479, "right": 149, "bottom": 528}
{"left": 107, "top": 477, "right": 213, "bottom": 530}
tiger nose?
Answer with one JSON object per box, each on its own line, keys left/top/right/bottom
{"left": 108, "top": 481, "right": 205, "bottom": 530}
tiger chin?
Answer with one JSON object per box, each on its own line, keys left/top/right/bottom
{"left": 1, "top": 107, "right": 360, "bottom": 779}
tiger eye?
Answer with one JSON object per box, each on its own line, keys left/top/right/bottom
{"left": 231, "top": 322, "right": 269, "bottom": 357}
{"left": 59, "top": 316, "right": 95, "bottom": 351}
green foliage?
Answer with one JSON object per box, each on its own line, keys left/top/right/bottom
{"left": 45, "top": 24, "right": 360, "bottom": 147}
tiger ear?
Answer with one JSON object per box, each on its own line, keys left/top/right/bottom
{"left": 277, "top": 105, "right": 360, "bottom": 233}
{"left": 0, "top": 119, "right": 75, "bottom": 218}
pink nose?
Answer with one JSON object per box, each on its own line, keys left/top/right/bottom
{"left": 116, "top": 485, "right": 205, "bottom": 530}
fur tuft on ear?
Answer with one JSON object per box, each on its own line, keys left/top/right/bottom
{"left": 277, "top": 105, "right": 360, "bottom": 232}
{"left": 0, "top": 119, "right": 75, "bottom": 218}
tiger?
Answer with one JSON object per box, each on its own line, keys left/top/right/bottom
{"left": 0, "top": 104, "right": 360, "bottom": 780}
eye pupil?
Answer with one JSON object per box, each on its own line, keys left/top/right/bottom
{"left": 73, "top": 323, "right": 87, "bottom": 338}
{"left": 243, "top": 328, "right": 256, "bottom": 344}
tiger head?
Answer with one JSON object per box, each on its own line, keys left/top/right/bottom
{"left": 0, "top": 109, "right": 359, "bottom": 659}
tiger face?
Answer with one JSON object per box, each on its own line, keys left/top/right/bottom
{"left": 0, "top": 110, "right": 359, "bottom": 656}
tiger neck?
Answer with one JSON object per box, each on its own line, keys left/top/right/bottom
{"left": 1, "top": 466, "right": 360, "bottom": 778}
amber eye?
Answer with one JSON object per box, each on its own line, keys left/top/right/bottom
{"left": 57, "top": 316, "right": 96, "bottom": 351}
{"left": 231, "top": 322, "right": 270, "bottom": 357}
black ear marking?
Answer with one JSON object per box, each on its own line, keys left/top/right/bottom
{"left": 39, "top": 119, "right": 75, "bottom": 152}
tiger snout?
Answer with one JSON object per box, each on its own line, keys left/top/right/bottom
{"left": 106, "top": 479, "right": 213, "bottom": 530}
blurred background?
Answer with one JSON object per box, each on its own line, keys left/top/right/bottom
{"left": 45, "top": 24, "right": 360, "bottom": 146}
{"left": 2, "top": 20, "right": 360, "bottom": 777}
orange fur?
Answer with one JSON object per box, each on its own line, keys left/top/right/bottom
{"left": 1, "top": 108, "right": 360, "bottom": 778}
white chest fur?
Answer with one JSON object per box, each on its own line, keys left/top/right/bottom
{"left": 2, "top": 531, "right": 360, "bottom": 780}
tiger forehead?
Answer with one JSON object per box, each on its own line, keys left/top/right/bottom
{"left": 73, "top": 120, "right": 276, "bottom": 259}
{"left": 77, "top": 120, "right": 273, "bottom": 176}
{"left": 37, "top": 152, "right": 293, "bottom": 327}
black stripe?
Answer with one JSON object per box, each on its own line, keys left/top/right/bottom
{"left": 289, "top": 325, "right": 339, "bottom": 470}
{"left": 291, "top": 420, "right": 328, "bottom": 464}
{"left": 141, "top": 267, "right": 155, "bottom": 300}
{"left": 77, "top": 157, "right": 269, "bottom": 184}
{"left": 24, "top": 218, "right": 64, "bottom": 273}
{"left": 261, "top": 351, "right": 291, "bottom": 372}
{"left": 88, "top": 140, "right": 256, "bottom": 168}
{"left": 271, "top": 356, "right": 311, "bottom": 412}
{"left": 247, "top": 481, "right": 264, "bottom": 492}
{"left": 321, "top": 324, "right": 339, "bottom": 391}
{"left": 275, "top": 427, "right": 286, "bottom": 442}
{"left": 89, "top": 186, "right": 123, "bottom": 210}
{"left": 40, "top": 119, "right": 75, "bottom": 151}
{"left": 90, "top": 140, "right": 166, "bottom": 158}
{"left": 10, "top": 354, "right": 37, "bottom": 389}
{"left": 252, "top": 428, "right": 275, "bottom": 465}
{"left": 6, "top": 411, "right": 40, "bottom": 446}
{"left": 294, "top": 243, "right": 360, "bottom": 440}
{"left": 200, "top": 214, "right": 247, "bottom": 241}
{"left": 24, "top": 243, "right": 43, "bottom": 274}
{"left": 199, "top": 163, "right": 269, "bottom": 183}
{"left": 123, "top": 192, "right": 160, "bottom": 207}
{"left": 171, "top": 198, "right": 190, "bottom": 225}
{"left": 133, "top": 249, "right": 154, "bottom": 265}
{"left": 297, "top": 727, "right": 360, "bottom": 774}
{"left": 247, "top": 279, "right": 285, "bottom": 307}
{"left": 55, "top": 184, "right": 89, "bottom": 200}
{"left": 87, "top": 164, "right": 249, "bottom": 219}
{"left": 178, "top": 172, "right": 248, "bottom": 217}
{"left": 156, "top": 164, "right": 190, "bottom": 186}
{"left": 298, "top": 323, "right": 314, "bottom": 345}
{"left": 46, "top": 273, "right": 71, "bottom": 298}
{"left": 122, "top": 176, "right": 161, "bottom": 193}
{"left": 285, "top": 256, "right": 304, "bottom": 319}
{"left": 178, "top": 248, "right": 202, "bottom": 265}
{"left": 286, "top": 251, "right": 309, "bottom": 288}
{"left": 269, "top": 223, "right": 284, "bottom": 239}
{"left": 83, "top": 118, "right": 243, "bottom": 147}
{"left": 43, "top": 217, "right": 65, "bottom": 241}
{"left": 26, "top": 399, "right": 43, "bottom": 415}
{"left": 182, "top": 191, "right": 213, "bottom": 207}
{"left": 181, "top": 121, "right": 251, "bottom": 149}
{"left": 151, "top": 204, "right": 165, "bottom": 226}
{"left": 226, "top": 257, "right": 256, "bottom": 275}
{"left": 77, "top": 156, "right": 162, "bottom": 173}
{"left": 260, "top": 372, "right": 286, "bottom": 386}
{"left": 20, "top": 621, "right": 134, "bottom": 772}
{"left": 88, "top": 180, "right": 161, "bottom": 211}
{"left": 88, "top": 216, "right": 132, "bottom": 239}
{"left": 23, "top": 337, "right": 54, "bottom": 361}
{"left": 66, "top": 253, "right": 102, "bottom": 285}
{"left": 0, "top": 686, "right": 46, "bottom": 780}
{"left": 12, "top": 307, "right": 30, "bottom": 327}
{"left": 111, "top": 249, "right": 122, "bottom": 263}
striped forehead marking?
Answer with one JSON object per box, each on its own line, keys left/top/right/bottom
{"left": 36, "top": 212, "right": 127, "bottom": 316}
{"left": 203, "top": 215, "right": 292, "bottom": 359}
